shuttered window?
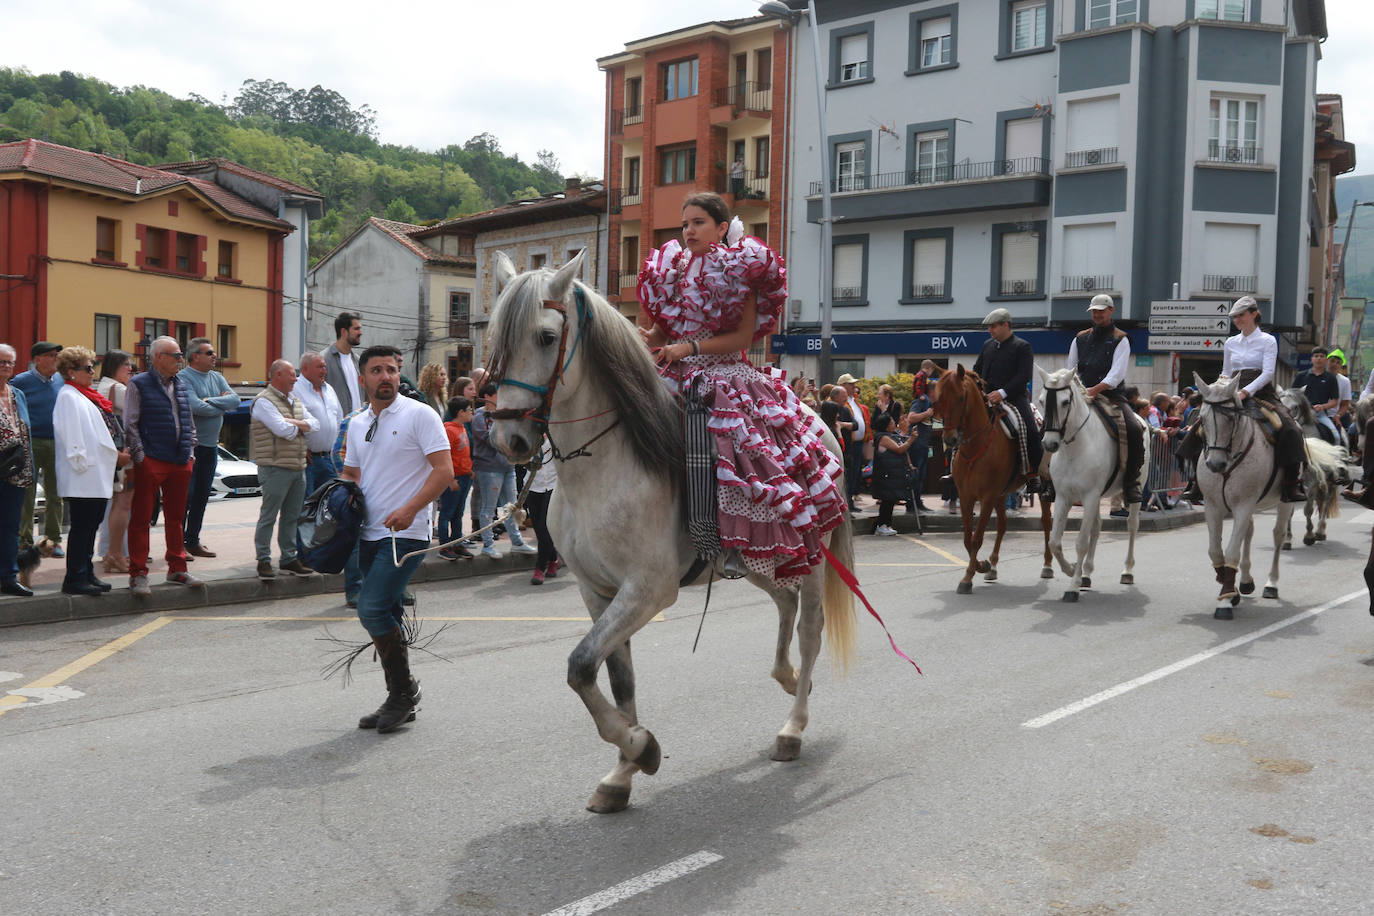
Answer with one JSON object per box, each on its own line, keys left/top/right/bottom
{"left": 1062, "top": 223, "right": 1116, "bottom": 291}
{"left": 1003, "top": 117, "right": 1042, "bottom": 171}
{"left": 911, "top": 237, "right": 947, "bottom": 298}
{"left": 1001, "top": 231, "right": 1039, "bottom": 294}
{"left": 839, "top": 35, "right": 869, "bottom": 82}
{"left": 833, "top": 242, "right": 864, "bottom": 301}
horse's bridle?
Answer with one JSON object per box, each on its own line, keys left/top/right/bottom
{"left": 489, "top": 287, "right": 620, "bottom": 461}
{"left": 1042, "top": 381, "right": 1092, "bottom": 446}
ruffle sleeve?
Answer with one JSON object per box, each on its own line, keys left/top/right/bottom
{"left": 719, "top": 236, "right": 786, "bottom": 342}
{"left": 636, "top": 236, "right": 787, "bottom": 342}
{"left": 636, "top": 239, "right": 683, "bottom": 333}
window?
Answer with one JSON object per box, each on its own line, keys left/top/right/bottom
{"left": 909, "top": 235, "right": 949, "bottom": 300}
{"left": 625, "top": 157, "right": 641, "bottom": 195}
{"left": 838, "top": 34, "right": 870, "bottom": 82}
{"left": 621, "top": 235, "right": 640, "bottom": 286}
{"left": 833, "top": 239, "right": 866, "bottom": 302}
{"left": 755, "top": 137, "right": 770, "bottom": 178}
{"left": 1061, "top": 223, "right": 1117, "bottom": 292}
{"left": 96, "top": 217, "right": 118, "bottom": 261}
{"left": 1065, "top": 96, "right": 1121, "bottom": 167}
{"left": 998, "top": 229, "right": 1042, "bottom": 296}
{"left": 836, "top": 140, "right": 866, "bottom": 191}
{"left": 662, "top": 58, "right": 698, "bottom": 101}
{"left": 1197, "top": 0, "right": 1247, "bottom": 21}
{"left": 175, "top": 323, "right": 192, "bottom": 355}
{"left": 175, "top": 233, "right": 195, "bottom": 272}
{"left": 145, "top": 318, "right": 169, "bottom": 341}
{"left": 625, "top": 76, "right": 642, "bottom": 116}
{"left": 915, "top": 131, "right": 949, "bottom": 183}
{"left": 755, "top": 48, "right": 772, "bottom": 90}
{"left": 921, "top": 17, "right": 952, "bottom": 68}
{"left": 751, "top": 222, "right": 768, "bottom": 244}
{"left": 1209, "top": 96, "right": 1260, "bottom": 163}
{"left": 449, "top": 291, "right": 471, "bottom": 338}
{"left": 217, "top": 240, "right": 236, "bottom": 279}
{"left": 659, "top": 145, "right": 696, "bottom": 184}
{"left": 217, "top": 325, "right": 236, "bottom": 363}
{"left": 530, "top": 253, "right": 547, "bottom": 270}
{"left": 735, "top": 53, "right": 748, "bottom": 91}
{"left": 143, "top": 228, "right": 166, "bottom": 268}
{"left": 1011, "top": 0, "right": 1047, "bottom": 52}
{"left": 94, "top": 314, "right": 121, "bottom": 356}
{"left": 1089, "top": 0, "right": 1137, "bottom": 28}
{"left": 1002, "top": 117, "right": 1043, "bottom": 172}
{"left": 1202, "top": 223, "right": 1259, "bottom": 293}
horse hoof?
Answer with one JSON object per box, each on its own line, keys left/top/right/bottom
{"left": 984, "top": 569, "right": 998, "bottom": 582}
{"left": 1303, "top": 535, "right": 1316, "bottom": 546}
{"left": 956, "top": 581, "right": 973, "bottom": 595}
{"left": 1262, "top": 586, "right": 1279, "bottom": 599}
{"left": 1315, "top": 532, "right": 1326, "bottom": 541}
{"left": 632, "top": 732, "right": 662, "bottom": 776}
{"left": 1281, "top": 542, "right": 1292, "bottom": 551}
{"left": 1040, "top": 567, "right": 1054, "bottom": 579}
{"left": 1231, "top": 594, "right": 1241, "bottom": 607}
{"left": 1120, "top": 573, "right": 1134, "bottom": 585}
{"left": 1239, "top": 580, "right": 1255, "bottom": 596}
{"left": 770, "top": 735, "right": 802, "bottom": 762}
{"left": 1062, "top": 591, "right": 1079, "bottom": 603}
{"left": 977, "top": 560, "right": 991, "bottom": 574}
{"left": 586, "top": 783, "right": 631, "bottom": 814}
{"left": 1214, "top": 606, "right": 1234, "bottom": 621}
{"left": 1080, "top": 576, "right": 1092, "bottom": 590}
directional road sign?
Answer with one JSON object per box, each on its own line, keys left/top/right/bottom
{"left": 1147, "top": 316, "right": 1232, "bottom": 334}
{"left": 1147, "top": 335, "right": 1228, "bottom": 351}
{"left": 1149, "top": 299, "right": 1232, "bottom": 318}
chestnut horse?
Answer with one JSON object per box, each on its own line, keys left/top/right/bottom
{"left": 933, "top": 365, "right": 1053, "bottom": 594}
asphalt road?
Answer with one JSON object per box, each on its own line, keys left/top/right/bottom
{"left": 3, "top": 505, "right": 1372, "bottom": 915}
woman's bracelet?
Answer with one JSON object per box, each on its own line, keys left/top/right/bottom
{"left": 691, "top": 340, "right": 701, "bottom": 356}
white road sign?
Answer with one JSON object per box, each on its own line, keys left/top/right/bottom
{"left": 1147, "top": 316, "right": 1232, "bottom": 334}
{"left": 1147, "top": 335, "right": 1227, "bottom": 351}
{"left": 1149, "top": 299, "right": 1232, "bottom": 318}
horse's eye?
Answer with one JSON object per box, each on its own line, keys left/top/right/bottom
{"left": 539, "top": 331, "right": 558, "bottom": 347}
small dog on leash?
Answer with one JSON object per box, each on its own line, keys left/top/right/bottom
{"left": 16, "top": 537, "right": 56, "bottom": 588}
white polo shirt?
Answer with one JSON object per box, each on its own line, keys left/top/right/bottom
{"left": 344, "top": 395, "right": 449, "bottom": 541}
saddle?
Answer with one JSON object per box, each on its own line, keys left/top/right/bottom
{"left": 1089, "top": 398, "right": 1130, "bottom": 491}
{"left": 992, "top": 402, "right": 1037, "bottom": 482}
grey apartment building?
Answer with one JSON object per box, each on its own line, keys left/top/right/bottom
{"left": 778, "top": 0, "right": 1329, "bottom": 389}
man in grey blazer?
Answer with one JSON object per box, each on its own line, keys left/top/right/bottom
{"left": 323, "top": 311, "right": 363, "bottom": 415}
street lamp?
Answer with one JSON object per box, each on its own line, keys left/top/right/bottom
{"left": 759, "top": 0, "right": 835, "bottom": 384}
{"left": 1326, "top": 200, "right": 1374, "bottom": 348}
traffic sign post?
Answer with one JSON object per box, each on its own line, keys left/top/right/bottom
{"left": 1147, "top": 316, "right": 1231, "bottom": 334}
{"left": 1149, "top": 299, "right": 1232, "bottom": 318}
{"left": 1146, "top": 335, "right": 1227, "bottom": 351}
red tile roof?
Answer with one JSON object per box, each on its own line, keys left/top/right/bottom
{"left": 156, "top": 157, "right": 323, "bottom": 198}
{"left": 0, "top": 139, "right": 293, "bottom": 229}
{"left": 368, "top": 217, "right": 473, "bottom": 267}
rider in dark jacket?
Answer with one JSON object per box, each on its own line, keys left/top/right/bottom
{"left": 972, "top": 308, "right": 1042, "bottom": 492}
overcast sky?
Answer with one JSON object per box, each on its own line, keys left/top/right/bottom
{"left": 11, "top": 0, "right": 1373, "bottom": 177}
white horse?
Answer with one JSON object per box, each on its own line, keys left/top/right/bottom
{"left": 1193, "top": 373, "right": 1296, "bottom": 619}
{"left": 484, "top": 250, "right": 857, "bottom": 813}
{"left": 1036, "top": 367, "right": 1148, "bottom": 602}
{"left": 1277, "top": 387, "right": 1349, "bottom": 548}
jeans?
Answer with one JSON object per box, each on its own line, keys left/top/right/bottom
{"left": 356, "top": 536, "right": 426, "bottom": 637}
{"left": 845, "top": 440, "right": 865, "bottom": 502}
{"left": 475, "top": 469, "right": 527, "bottom": 548}
{"left": 0, "top": 481, "right": 23, "bottom": 580}
{"left": 64, "top": 496, "right": 106, "bottom": 586}
{"left": 130, "top": 456, "right": 193, "bottom": 578}
{"left": 525, "top": 488, "right": 557, "bottom": 568}
{"left": 255, "top": 465, "right": 305, "bottom": 564}
{"left": 306, "top": 452, "right": 338, "bottom": 497}
{"left": 344, "top": 541, "right": 362, "bottom": 600}
{"left": 183, "top": 444, "right": 218, "bottom": 549}
{"left": 20, "top": 436, "right": 60, "bottom": 546}
{"left": 437, "top": 475, "right": 471, "bottom": 545}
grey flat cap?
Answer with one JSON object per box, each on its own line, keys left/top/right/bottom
{"left": 1229, "top": 295, "right": 1258, "bottom": 317}
{"left": 983, "top": 307, "right": 1012, "bottom": 325}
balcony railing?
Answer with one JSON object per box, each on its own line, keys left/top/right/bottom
{"left": 717, "top": 168, "right": 770, "bottom": 201}
{"left": 809, "top": 156, "right": 1050, "bottom": 195}
{"left": 909, "top": 281, "right": 946, "bottom": 299}
{"left": 1202, "top": 274, "right": 1257, "bottom": 293}
{"left": 713, "top": 80, "right": 772, "bottom": 111}
{"left": 1064, "top": 147, "right": 1119, "bottom": 169}
{"left": 1062, "top": 274, "right": 1114, "bottom": 293}
{"left": 1207, "top": 141, "right": 1261, "bottom": 165}
{"left": 610, "top": 105, "right": 644, "bottom": 135}
{"left": 833, "top": 285, "right": 864, "bottom": 302}
{"left": 618, "top": 272, "right": 638, "bottom": 288}
{"left": 608, "top": 187, "right": 642, "bottom": 214}
{"left": 1000, "top": 278, "right": 1040, "bottom": 296}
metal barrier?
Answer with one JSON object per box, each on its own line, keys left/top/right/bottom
{"left": 1145, "top": 427, "right": 1187, "bottom": 509}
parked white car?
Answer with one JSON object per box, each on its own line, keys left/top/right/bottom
{"left": 209, "top": 446, "right": 261, "bottom": 499}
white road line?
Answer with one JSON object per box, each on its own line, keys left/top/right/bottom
{"left": 543, "top": 850, "right": 724, "bottom": 916}
{"left": 1021, "top": 588, "right": 1368, "bottom": 729}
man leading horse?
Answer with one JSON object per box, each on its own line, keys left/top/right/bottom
{"left": 972, "top": 307, "right": 1043, "bottom": 493}
{"left": 1065, "top": 294, "right": 1145, "bottom": 506}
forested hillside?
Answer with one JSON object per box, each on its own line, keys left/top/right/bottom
{"left": 0, "top": 69, "right": 566, "bottom": 262}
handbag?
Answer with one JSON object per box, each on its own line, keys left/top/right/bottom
{"left": 0, "top": 437, "right": 24, "bottom": 478}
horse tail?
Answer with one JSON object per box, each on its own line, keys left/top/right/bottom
{"left": 822, "top": 517, "right": 858, "bottom": 675}
{"left": 1304, "top": 439, "right": 1347, "bottom": 518}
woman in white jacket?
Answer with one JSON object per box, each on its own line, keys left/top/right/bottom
{"left": 53, "top": 346, "right": 128, "bottom": 596}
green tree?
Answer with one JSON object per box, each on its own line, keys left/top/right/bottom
{"left": 383, "top": 196, "right": 418, "bottom": 222}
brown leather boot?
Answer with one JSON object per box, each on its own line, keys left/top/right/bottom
{"left": 359, "top": 627, "right": 420, "bottom": 733}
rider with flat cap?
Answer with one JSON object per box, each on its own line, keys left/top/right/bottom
{"left": 1065, "top": 294, "right": 1145, "bottom": 505}
{"left": 972, "top": 307, "right": 1043, "bottom": 492}
{"left": 1220, "top": 296, "right": 1307, "bottom": 502}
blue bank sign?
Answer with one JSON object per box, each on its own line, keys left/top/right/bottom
{"left": 770, "top": 329, "right": 1152, "bottom": 357}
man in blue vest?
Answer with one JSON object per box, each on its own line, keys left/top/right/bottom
{"left": 1065, "top": 295, "right": 1145, "bottom": 504}
{"left": 179, "top": 337, "right": 241, "bottom": 558}
{"left": 11, "top": 341, "right": 65, "bottom": 553}
{"left": 124, "top": 336, "right": 203, "bottom": 597}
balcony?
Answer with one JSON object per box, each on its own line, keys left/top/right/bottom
{"left": 610, "top": 105, "right": 644, "bottom": 137}
{"left": 608, "top": 187, "right": 642, "bottom": 215}
{"left": 833, "top": 285, "right": 864, "bottom": 303}
{"left": 1064, "top": 147, "right": 1119, "bottom": 169}
{"left": 908, "top": 281, "right": 946, "bottom": 300}
{"left": 806, "top": 156, "right": 1051, "bottom": 224}
{"left": 711, "top": 81, "right": 773, "bottom": 116}
{"left": 619, "top": 272, "right": 638, "bottom": 289}
{"left": 715, "top": 169, "right": 770, "bottom": 206}
{"left": 1062, "top": 274, "right": 1114, "bottom": 293}
{"left": 1000, "top": 278, "right": 1041, "bottom": 296}
{"left": 1207, "top": 141, "right": 1261, "bottom": 165}
{"left": 1202, "top": 274, "right": 1257, "bottom": 294}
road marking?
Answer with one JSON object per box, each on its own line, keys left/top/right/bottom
{"left": 1021, "top": 588, "right": 1368, "bottom": 729}
{"left": 858, "top": 562, "right": 963, "bottom": 568}
{"left": 0, "top": 616, "right": 174, "bottom": 717}
{"left": 898, "top": 534, "right": 965, "bottom": 565}
{"left": 543, "top": 850, "right": 723, "bottom": 916}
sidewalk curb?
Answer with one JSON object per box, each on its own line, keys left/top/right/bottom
{"left": 1, "top": 552, "right": 539, "bottom": 629}
{"left": 849, "top": 504, "right": 1207, "bottom": 535}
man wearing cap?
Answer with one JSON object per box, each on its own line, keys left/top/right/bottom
{"left": 1293, "top": 347, "right": 1343, "bottom": 445}
{"left": 972, "top": 308, "right": 1043, "bottom": 491}
{"left": 1327, "top": 349, "right": 1353, "bottom": 437}
{"left": 1219, "top": 296, "right": 1306, "bottom": 502}
{"left": 11, "top": 342, "right": 66, "bottom": 552}
{"left": 835, "top": 373, "right": 869, "bottom": 510}
{"left": 1065, "top": 295, "right": 1145, "bottom": 504}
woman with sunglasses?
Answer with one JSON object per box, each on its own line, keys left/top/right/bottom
{"left": 53, "top": 346, "right": 130, "bottom": 596}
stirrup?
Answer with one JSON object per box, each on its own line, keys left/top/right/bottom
{"left": 720, "top": 549, "right": 749, "bottom": 580}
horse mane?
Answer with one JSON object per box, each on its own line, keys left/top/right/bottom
{"left": 1279, "top": 387, "right": 1318, "bottom": 427}
{"left": 489, "top": 269, "right": 682, "bottom": 482}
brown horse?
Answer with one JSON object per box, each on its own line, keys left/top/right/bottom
{"left": 933, "top": 365, "right": 1053, "bottom": 594}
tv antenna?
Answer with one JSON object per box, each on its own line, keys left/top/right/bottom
{"left": 868, "top": 117, "right": 901, "bottom": 175}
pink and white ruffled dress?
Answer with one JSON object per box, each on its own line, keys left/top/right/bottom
{"left": 638, "top": 236, "right": 847, "bottom": 587}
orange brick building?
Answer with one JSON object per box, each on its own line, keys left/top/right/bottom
{"left": 599, "top": 16, "right": 791, "bottom": 318}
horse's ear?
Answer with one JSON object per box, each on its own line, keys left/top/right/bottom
{"left": 1034, "top": 363, "right": 1048, "bottom": 384}
{"left": 494, "top": 251, "right": 517, "bottom": 292}
{"left": 956, "top": 364, "right": 966, "bottom": 379}
{"left": 548, "top": 250, "right": 585, "bottom": 303}
{"left": 1193, "top": 372, "right": 1210, "bottom": 398}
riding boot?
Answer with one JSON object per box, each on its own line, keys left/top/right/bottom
{"left": 1023, "top": 474, "right": 1042, "bottom": 495}
{"left": 1281, "top": 465, "right": 1308, "bottom": 503}
{"left": 365, "top": 627, "right": 420, "bottom": 733}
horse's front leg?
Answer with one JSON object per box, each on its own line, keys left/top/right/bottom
{"left": 985, "top": 500, "right": 1007, "bottom": 581}
{"left": 1039, "top": 487, "right": 1054, "bottom": 578}
{"left": 1238, "top": 513, "right": 1256, "bottom": 595}
{"left": 1063, "top": 489, "right": 1102, "bottom": 600}
{"left": 1303, "top": 498, "right": 1317, "bottom": 546}
{"left": 767, "top": 574, "right": 822, "bottom": 761}
{"left": 957, "top": 494, "right": 982, "bottom": 594}
{"left": 1121, "top": 501, "right": 1140, "bottom": 586}
{"left": 1049, "top": 490, "right": 1074, "bottom": 578}
{"left": 569, "top": 582, "right": 670, "bottom": 813}
{"left": 1263, "top": 503, "right": 1294, "bottom": 599}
